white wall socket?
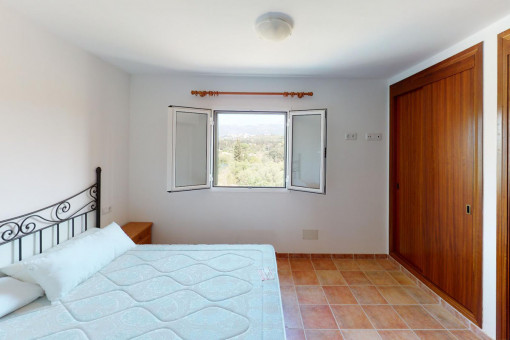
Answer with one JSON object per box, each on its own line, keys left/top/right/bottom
{"left": 102, "top": 206, "right": 112, "bottom": 215}
{"left": 345, "top": 132, "right": 357, "bottom": 141}
{"left": 366, "top": 133, "right": 382, "bottom": 141}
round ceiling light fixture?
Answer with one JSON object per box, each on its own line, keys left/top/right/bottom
{"left": 255, "top": 12, "right": 293, "bottom": 42}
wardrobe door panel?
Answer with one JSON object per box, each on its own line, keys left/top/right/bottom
{"left": 395, "top": 89, "right": 425, "bottom": 272}
{"left": 423, "top": 69, "right": 475, "bottom": 312}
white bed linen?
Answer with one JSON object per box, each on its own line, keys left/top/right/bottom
{"left": 0, "top": 244, "right": 285, "bottom": 340}
{"left": 0, "top": 277, "right": 44, "bottom": 318}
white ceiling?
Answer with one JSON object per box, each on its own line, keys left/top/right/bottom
{"left": 2, "top": 0, "right": 510, "bottom": 77}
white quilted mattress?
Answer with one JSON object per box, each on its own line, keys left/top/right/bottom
{"left": 0, "top": 244, "right": 285, "bottom": 340}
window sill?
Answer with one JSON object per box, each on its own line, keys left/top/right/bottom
{"left": 211, "top": 187, "right": 289, "bottom": 193}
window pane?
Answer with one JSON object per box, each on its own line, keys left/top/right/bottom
{"left": 175, "top": 111, "right": 208, "bottom": 187}
{"left": 215, "top": 112, "right": 286, "bottom": 187}
{"left": 291, "top": 114, "right": 322, "bottom": 189}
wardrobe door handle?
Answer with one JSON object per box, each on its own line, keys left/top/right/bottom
{"left": 466, "top": 205, "right": 471, "bottom": 215}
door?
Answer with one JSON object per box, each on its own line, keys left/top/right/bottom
{"left": 390, "top": 43, "right": 483, "bottom": 326}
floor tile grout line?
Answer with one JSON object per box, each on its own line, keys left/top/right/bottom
{"left": 279, "top": 257, "right": 481, "bottom": 340}
{"left": 301, "top": 309, "right": 308, "bottom": 340}
{"left": 321, "top": 282, "right": 341, "bottom": 332}
{"left": 284, "top": 301, "right": 478, "bottom": 333}
{"left": 294, "top": 303, "right": 427, "bottom": 306}
{"left": 319, "top": 285, "right": 330, "bottom": 306}
{"left": 292, "top": 284, "right": 305, "bottom": 331}
{"left": 421, "top": 303, "right": 470, "bottom": 332}
{"left": 326, "top": 299, "right": 342, "bottom": 332}
{"left": 390, "top": 256, "right": 481, "bottom": 334}
{"left": 383, "top": 267, "right": 466, "bottom": 332}
{"left": 374, "top": 284, "right": 446, "bottom": 333}
{"left": 349, "top": 284, "right": 389, "bottom": 306}
{"left": 345, "top": 277, "right": 379, "bottom": 333}
{"left": 339, "top": 329, "right": 383, "bottom": 339}
{"left": 300, "top": 327, "right": 463, "bottom": 331}
{"left": 289, "top": 261, "right": 308, "bottom": 339}
{"left": 374, "top": 284, "right": 420, "bottom": 305}
{"left": 446, "top": 329, "right": 463, "bottom": 340}
{"left": 387, "top": 300, "right": 421, "bottom": 338}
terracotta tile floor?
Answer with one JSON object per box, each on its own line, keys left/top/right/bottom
{"left": 277, "top": 257, "right": 482, "bottom": 340}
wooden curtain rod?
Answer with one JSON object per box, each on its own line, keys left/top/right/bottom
{"left": 191, "top": 90, "right": 313, "bottom": 98}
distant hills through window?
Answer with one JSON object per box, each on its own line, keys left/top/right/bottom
{"left": 215, "top": 112, "right": 286, "bottom": 188}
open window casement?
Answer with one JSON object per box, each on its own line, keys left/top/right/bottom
{"left": 167, "top": 106, "right": 212, "bottom": 192}
{"left": 167, "top": 106, "right": 326, "bottom": 193}
{"left": 287, "top": 109, "right": 327, "bottom": 194}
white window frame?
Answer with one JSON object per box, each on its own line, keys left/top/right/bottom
{"left": 287, "top": 109, "right": 327, "bottom": 194}
{"left": 167, "top": 106, "right": 212, "bottom": 192}
{"left": 167, "top": 106, "right": 326, "bottom": 194}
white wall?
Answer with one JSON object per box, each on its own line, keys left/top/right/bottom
{"left": 129, "top": 75, "right": 388, "bottom": 254}
{"left": 388, "top": 13, "right": 510, "bottom": 338}
{"left": 0, "top": 5, "right": 131, "bottom": 265}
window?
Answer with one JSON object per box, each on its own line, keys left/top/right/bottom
{"left": 167, "top": 107, "right": 326, "bottom": 193}
{"left": 288, "top": 110, "right": 327, "bottom": 193}
{"left": 167, "top": 107, "right": 211, "bottom": 191}
{"left": 214, "top": 111, "right": 286, "bottom": 188}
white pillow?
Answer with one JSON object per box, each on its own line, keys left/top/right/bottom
{"left": 4, "top": 222, "right": 135, "bottom": 302}
{"left": 0, "top": 277, "right": 44, "bottom": 318}
{"left": 99, "top": 222, "right": 137, "bottom": 258}
{"left": 0, "top": 227, "right": 100, "bottom": 284}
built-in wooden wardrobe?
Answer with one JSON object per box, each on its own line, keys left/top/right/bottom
{"left": 390, "top": 44, "right": 483, "bottom": 326}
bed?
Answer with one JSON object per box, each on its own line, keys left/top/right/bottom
{"left": 0, "top": 168, "right": 285, "bottom": 339}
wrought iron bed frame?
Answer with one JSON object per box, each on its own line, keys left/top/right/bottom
{"left": 0, "top": 167, "right": 101, "bottom": 261}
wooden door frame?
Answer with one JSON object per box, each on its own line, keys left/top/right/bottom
{"left": 389, "top": 43, "right": 484, "bottom": 326}
{"left": 497, "top": 28, "right": 510, "bottom": 340}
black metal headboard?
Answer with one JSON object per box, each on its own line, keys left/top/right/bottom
{"left": 0, "top": 167, "right": 102, "bottom": 261}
